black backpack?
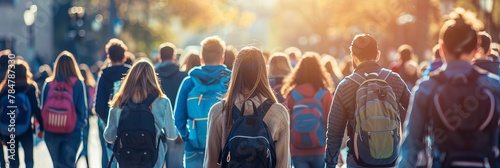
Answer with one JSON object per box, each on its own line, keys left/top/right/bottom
{"left": 111, "top": 95, "right": 162, "bottom": 168}
{"left": 430, "top": 68, "right": 498, "bottom": 168}
{"left": 218, "top": 99, "right": 277, "bottom": 168}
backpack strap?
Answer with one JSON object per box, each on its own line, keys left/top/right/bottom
{"left": 253, "top": 99, "right": 275, "bottom": 119}
{"left": 291, "top": 89, "right": 304, "bottom": 102}
{"left": 347, "top": 73, "right": 366, "bottom": 86}
{"left": 377, "top": 69, "right": 392, "bottom": 81}
{"left": 313, "top": 89, "right": 328, "bottom": 100}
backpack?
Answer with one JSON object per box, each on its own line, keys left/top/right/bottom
{"left": 0, "top": 90, "right": 32, "bottom": 135}
{"left": 290, "top": 88, "right": 327, "bottom": 149}
{"left": 429, "top": 68, "right": 498, "bottom": 168}
{"left": 112, "top": 80, "right": 122, "bottom": 99}
{"left": 41, "top": 78, "right": 78, "bottom": 134}
{"left": 218, "top": 99, "right": 277, "bottom": 168}
{"left": 186, "top": 76, "right": 229, "bottom": 149}
{"left": 347, "top": 69, "right": 400, "bottom": 166}
{"left": 112, "top": 95, "right": 162, "bottom": 168}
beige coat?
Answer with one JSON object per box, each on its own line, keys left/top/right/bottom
{"left": 203, "top": 95, "right": 291, "bottom": 168}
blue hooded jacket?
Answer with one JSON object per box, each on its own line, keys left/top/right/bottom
{"left": 174, "top": 65, "right": 231, "bottom": 152}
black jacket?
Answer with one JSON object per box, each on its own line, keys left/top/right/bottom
{"left": 155, "top": 61, "right": 187, "bottom": 107}
{"left": 94, "top": 65, "right": 130, "bottom": 122}
{"left": 0, "top": 83, "right": 43, "bottom": 131}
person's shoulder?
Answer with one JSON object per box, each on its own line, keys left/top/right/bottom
{"left": 267, "top": 102, "right": 289, "bottom": 118}
{"left": 479, "top": 73, "right": 500, "bottom": 91}
{"left": 208, "top": 101, "right": 224, "bottom": 119}
{"left": 154, "top": 95, "right": 171, "bottom": 106}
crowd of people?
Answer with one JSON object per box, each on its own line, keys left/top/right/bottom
{"left": 0, "top": 7, "right": 499, "bottom": 168}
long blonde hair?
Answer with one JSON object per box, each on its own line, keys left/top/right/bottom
{"left": 110, "top": 60, "right": 164, "bottom": 108}
{"left": 46, "top": 51, "right": 84, "bottom": 83}
{"left": 222, "top": 47, "right": 277, "bottom": 127}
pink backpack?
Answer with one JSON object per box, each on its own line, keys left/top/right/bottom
{"left": 42, "top": 77, "right": 78, "bottom": 133}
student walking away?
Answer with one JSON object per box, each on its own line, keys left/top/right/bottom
{"left": 204, "top": 47, "right": 291, "bottom": 168}
{"left": 281, "top": 52, "right": 333, "bottom": 168}
{"left": 180, "top": 51, "right": 201, "bottom": 73}
{"left": 154, "top": 42, "right": 186, "bottom": 168}
{"left": 223, "top": 45, "right": 237, "bottom": 70}
{"left": 174, "top": 36, "right": 231, "bottom": 168}
{"left": 268, "top": 52, "right": 292, "bottom": 103}
{"left": 94, "top": 38, "right": 131, "bottom": 168}
{"left": 322, "top": 54, "right": 345, "bottom": 87}
{"left": 422, "top": 44, "right": 444, "bottom": 78}
{"left": 325, "top": 34, "right": 411, "bottom": 168}
{"left": 390, "top": 45, "right": 419, "bottom": 89}
{"left": 0, "top": 60, "right": 43, "bottom": 168}
{"left": 399, "top": 8, "right": 500, "bottom": 168}
{"left": 41, "top": 51, "right": 87, "bottom": 168}
{"left": 77, "top": 64, "right": 97, "bottom": 167}
{"left": 104, "top": 61, "right": 177, "bottom": 168}
{"left": 473, "top": 31, "right": 500, "bottom": 75}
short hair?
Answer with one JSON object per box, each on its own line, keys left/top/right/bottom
{"left": 200, "top": 36, "right": 225, "bottom": 64}
{"left": 105, "top": 38, "right": 128, "bottom": 63}
{"left": 350, "top": 34, "right": 378, "bottom": 61}
{"left": 398, "top": 44, "right": 413, "bottom": 62}
{"left": 478, "top": 31, "right": 491, "bottom": 54}
{"left": 224, "top": 45, "right": 237, "bottom": 70}
{"left": 159, "top": 42, "right": 176, "bottom": 61}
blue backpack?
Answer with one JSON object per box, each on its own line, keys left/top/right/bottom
{"left": 186, "top": 76, "right": 229, "bottom": 149}
{"left": 290, "top": 89, "right": 327, "bottom": 149}
{"left": 218, "top": 99, "right": 277, "bottom": 168}
{"left": 0, "top": 91, "right": 32, "bottom": 135}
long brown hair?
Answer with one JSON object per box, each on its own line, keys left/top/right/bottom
{"left": 46, "top": 51, "right": 84, "bottom": 83}
{"left": 0, "top": 59, "right": 38, "bottom": 93}
{"left": 110, "top": 60, "right": 164, "bottom": 108}
{"left": 222, "top": 47, "right": 277, "bottom": 127}
{"left": 281, "top": 52, "right": 333, "bottom": 97}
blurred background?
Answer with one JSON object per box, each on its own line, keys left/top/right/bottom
{"left": 0, "top": 0, "right": 498, "bottom": 69}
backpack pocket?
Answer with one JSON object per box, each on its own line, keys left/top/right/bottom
{"left": 188, "top": 118, "right": 208, "bottom": 149}
{"left": 291, "top": 113, "right": 325, "bottom": 149}
{"left": 367, "top": 130, "right": 394, "bottom": 159}
{"left": 355, "top": 129, "right": 399, "bottom": 165}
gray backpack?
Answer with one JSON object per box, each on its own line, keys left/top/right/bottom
{"left": 347, "top": 69, "right": 401, "bottom": 166}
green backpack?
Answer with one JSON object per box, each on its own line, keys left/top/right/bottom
{"left": 347, "top": 69, "right": 401, "bottom": 166}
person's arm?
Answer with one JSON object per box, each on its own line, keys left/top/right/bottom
{"left": 104, "top": 108, "right": 119, "bottom": 144}
{"left": 322, "top": 92, "right": 333, "bottom": 124}
{"left": 174, "top": 77, "right": 192, "bottom": 140}
{"left": 397, "top": 84, "right": 430, "bottom": 167}
{"left": 40, "top": 82, "right": 49, "bottom": 108}
{"left": 203, "top": 102, "right": 223, "bottom": 168}
{"left": 161, "top": 97, "right": 177, "bottom": 140}
{"left": 94, "top": 75, "right": 109, "bottom": 121}
{"left": 325, "top": 86, "right": 348, "bottom": 168}
{"left": 27, "top": 85, "right": 43, "bottom": 131}
{"left": 74, "top": 80, "right": 88, "bottom": 130}
{"left": 273, "top": 104, "right": 291, "bottom": 168}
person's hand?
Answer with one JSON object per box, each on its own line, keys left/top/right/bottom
{"left": 37, "top": 131, "right": 44, "bottom": 139}
{"left": 175, "top": 135, "right": 183, "bottom": 143}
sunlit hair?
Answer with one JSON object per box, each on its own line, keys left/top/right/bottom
{"left": 439, "top": 8, "right": 482, "bottom": 59}
{"left": 46, "top": 51, "right": 84, "bottom": 83}
{"left": 182, "top": 51, "right": 201, "bottom": 72}
{"left": 106, "top": 38, "right": 128, "bottom": 63}
{"left": 322, "top": 55, "right": 344, "bottom": 82}
{"left": 350, "top": 34, "right": 378, "bottom": 61}
{"left": 79, "top": 64, "right": 96, "bottom": 88}
{"left": 110, "top": 60, "right": 164, "bottom": 108}
{"left": 200, "top": 36, "right": 226, "bottom": 64}
{"left": 39, "top": 64, "right": 53, "bottom": 77}
{"left": 268, "top": 52, "right": 292, "bottom": 77}
{"left": 281, "top": 52, "right": 333, "bottom": 97}
{"left": 159, "top": 42, "right": 176, "bottom": 61}
{"left": 222, "top": 47, "right": 277, "bottom": 127}
{"left": 0, "top": 59, "right": 38, "bottom": 93}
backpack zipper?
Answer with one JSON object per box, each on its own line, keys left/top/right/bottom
{"left": 227, "top": 135, "right": 270, "bottom": 145}
{"left": 187, "top": 94, "right": 205, "bottom": 106}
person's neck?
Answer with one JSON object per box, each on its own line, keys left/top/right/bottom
{"left": 110, "top": 62, "right": 124, "bottom": 66}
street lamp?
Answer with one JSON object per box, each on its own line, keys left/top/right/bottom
{"left": 23, "top": 3, "right": 37, "bottom": 63}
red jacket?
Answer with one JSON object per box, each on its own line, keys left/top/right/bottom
{"left": 284, "top": 83, "right": 333, "bottom": 157}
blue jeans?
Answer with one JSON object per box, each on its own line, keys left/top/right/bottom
{"left": 185, "top": 151, "right": 204, "bottom": 168}
{"left": 44, "top": 131, "right": 81, "bottom": 168}
{"left": 2, "top": 130, "right": 34, "bottom": 168}
{"left": 166, "top": 140, "right": 184, "bottom": 168}
{"left": 292, "top": 155, "right": 325, "bottom": 168}
{"left": 98, "top": 119, "right": 116, "bottom": 168}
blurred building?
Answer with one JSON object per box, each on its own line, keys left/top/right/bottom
{"left": 0, "top": 0, "right": 54, "bottom": 66}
